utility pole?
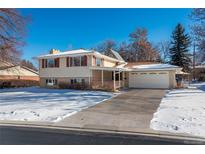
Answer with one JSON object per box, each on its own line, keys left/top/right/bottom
{"left": 193, "top": 40, "right": 196, "bottom": 81}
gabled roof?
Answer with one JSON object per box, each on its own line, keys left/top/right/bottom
{"left": 0, "top": 65, "right": 39, "bottom": 76}
{"left": 125, "top": 62, "right": 181, "bottom": 71}
{"left": 132, "top": 64, "right": 179, "bottom": 69}
{"left": 0, "top": 59, "right": 15, "bottom": 70}
{"left": 38, "top": 49, "right": 93, "bottom": 58}
{"left": 0, "top": 59, "right": 39, "bottom": 76}
{"left": 125, "top": 62, "right": 159, "bottom": 68}
{"left": 38, "top": 49, "right": 126, "bottom": 63}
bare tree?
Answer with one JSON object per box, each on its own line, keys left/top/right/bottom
{"left": 118, "top": 41, "right": 129, "bottom": 61}
{"left": 20, "top": 59, "right": 37, "bottom": 71}
{"left": 190, "top": 8, "right": 205, "bottom": 62}
{"left": 0, "top": 9, "right": 27, "bottom": 63}
{"left": 128, "top": 28, "right": 160, "bottom": 62}
{"left": 92, "top": 39, "right": 117, "bottom": 58}
{"left": 156, "top": 41, "right": 171, "bottom": 63}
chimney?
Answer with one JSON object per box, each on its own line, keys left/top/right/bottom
{"left": 49, "top": 49, "right": 60, "bottom": 54}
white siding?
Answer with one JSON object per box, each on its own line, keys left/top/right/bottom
{"left": 39, "top": 67, "right": 91, "bottom": 78}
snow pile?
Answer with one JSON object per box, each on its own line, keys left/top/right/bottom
{"left": 0, "top": 87, "right": 115, "bottom": 122}
{"left": 150, "top": 83, "right": 205, "bottom": 138}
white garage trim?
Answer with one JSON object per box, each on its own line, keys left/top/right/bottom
{"left": 128, "top": 71, "right": 170, "bottom": 89}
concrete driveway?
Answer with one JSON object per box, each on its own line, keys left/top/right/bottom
{"left": 55, "top": 89, "right": 166, "bottom": 133}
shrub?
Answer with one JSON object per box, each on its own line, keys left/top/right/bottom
{"left": 198, "top": 76, "right": 205, "bottom": 81}
{"left": 58, "top": 81, "right": 89, "bottom": 90}
{"left": 0, "top": 79, "right": 39, "bottom": 89}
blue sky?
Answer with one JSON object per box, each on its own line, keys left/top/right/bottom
{"left": 20, "top": 8, "right": 192, "bottom": 62}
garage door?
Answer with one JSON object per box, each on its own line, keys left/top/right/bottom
{"left": 129, "top": 71, "right": 170, "bottom": 89}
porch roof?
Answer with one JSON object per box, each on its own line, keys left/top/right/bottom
{"left": 90, "top": 66, "right": 129, "bottom": 72}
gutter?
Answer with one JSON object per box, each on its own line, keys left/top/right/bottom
{"left": 0, "top": 122, "right": 204, "bottom": 144}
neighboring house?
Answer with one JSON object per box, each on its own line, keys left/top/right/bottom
{"left": 38, "top": 49, "right": 181, "bottom": 91}
{"left": 192, "top": 62, "right": 205, "bottom": 81}
{"left": 0, "top": 60, "right": 39, "bottom": 81}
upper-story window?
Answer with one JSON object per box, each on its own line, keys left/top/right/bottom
{"left": 67, "top": 55, "right": 87, "bottom": 67}
{"left": 96, "top": 58, "right": 101, "bottom": 66}
{"left": 93, "top": 56, "right": 102, "bottom": 67}
{"left": 42, "top": 58, "right": 59, "bottom": 68}
{"left": 73, "top": 57, "right": 80, "bottom": 66}
{"left": 47, "top": 59, "right": 55, "bottom": 67}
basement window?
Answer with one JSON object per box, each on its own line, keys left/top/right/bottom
{"left": 158, "top": 72, "right": 168, "bottom": 74}
{"left": 46, "top": 79, "right": 57, "bottom": 86}
{"left": 140, "top": 73, "right": 147, "bottom": 75}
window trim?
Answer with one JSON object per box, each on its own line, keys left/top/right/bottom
{"left": 42, "top": 58, "right": 60, "bottom": 68}
{"left": 96, "top": 58, "right": 101, "bottom": 66}
{"left": 46, "top": 78, "right": 57, "bottom": 86}
{"left": 70, "top": 78, "right": 85, "bottom": 84}
{"left": 67, "top": 56, "right": 87, "bottom": 67}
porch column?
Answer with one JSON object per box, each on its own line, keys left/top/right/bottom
{"left": 119, "top": 71, "right": 121, "bottom": 88}
{"left": 101, "top": 70, "right": 104, "bottom": 87}
{"left": 88, "top": 69, "right": 92, "bottom": 88}
{"left": 113, "top": 70, "right": 116, "bottom": 91}
{"left": 122, "top": 71, "right": 124, "bottom": 87}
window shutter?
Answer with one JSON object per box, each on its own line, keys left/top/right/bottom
{"left": 45, "top": 59, "right": 48, "bottom": 68}
{"left": 84, "top": 55, "right": 87, "bottom": 66}
{"left": 57, "top": 58, "right": 60, "bottom": 67}
{"left": 42, "top": 59, "right": 45, "bottom": 68}
{"left": 55, "top": 58, "right": 60, "bottom": 67}
{"left": 70, "top": 57, "right": 73, "bottom": 67}
{"left": 66, "top": 57, "right": 70, "bottom": 67}
{"left": 54, "top": 58, "right": 57, "bottom": 67}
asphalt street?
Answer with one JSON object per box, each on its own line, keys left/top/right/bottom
{"left": 0, "top": 125, "right": 198, "bottom": 145}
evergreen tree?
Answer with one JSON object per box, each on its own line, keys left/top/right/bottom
{"left": 169, "top": 23, "right": 191, "bottom": 71}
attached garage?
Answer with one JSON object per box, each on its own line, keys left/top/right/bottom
{"left": 128, "top": 71, "right": 170, "bottom": 89}
{"left": 125, "top": 63, "right": 182, "bottom": 89}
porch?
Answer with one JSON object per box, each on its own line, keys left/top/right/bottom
{"left": 90, "top": 67, "right": 127, "bottom": 91}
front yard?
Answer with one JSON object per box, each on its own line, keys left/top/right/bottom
{"left": 0, "top": 87, "right": 115, "bottom": 122}
{"left": 151, "top": 82, "right": 205, "bottom": 138}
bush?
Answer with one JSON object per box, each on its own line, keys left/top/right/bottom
{"left": 58, "top": 82, "right": 70, "bottom": 89}
{"left": 198, "top": 76, "right": 205, "bottom": 81}
{"left": 58, "top": 81, "right": 89, "bottom": 90}
{"left": 0, "top": 79, "right": 39, "bottom": 89}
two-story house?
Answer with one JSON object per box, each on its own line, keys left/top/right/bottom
{"left": 38, "top": 49, "right": 181, "bottom": 91}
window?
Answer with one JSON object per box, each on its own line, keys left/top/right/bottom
{"left": 68, "top": 56, "right": 87, "bottom": 67}
{"left": 70, "top": 78, "right": 85, "bottom": 84}
{"left": 76, "top": 78, "right": 81, "bottom": 83}
{"left": 42, "top": 58, "right": 60, "bottom": 68}
{"left": 96, "top": 58, "right": 101, "bottom": 66}
{"left": 48, "top": 59, "right": 55, "bottom": 67}
{"left": 73, "top": 57, "right": 81, "bottom": 66}
{"left": 46, "top": 78, "right": 57, "bottom": 86}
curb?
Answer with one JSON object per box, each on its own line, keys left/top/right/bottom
{"left": 0, "top": 122, "right": 205, "bottom": 144}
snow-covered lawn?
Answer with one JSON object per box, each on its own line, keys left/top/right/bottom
{"left": 0, "top": 87, "right": 116, "bottom": 122}
{"left": 150, "top": 82, "right": 205, "bottom": 138}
